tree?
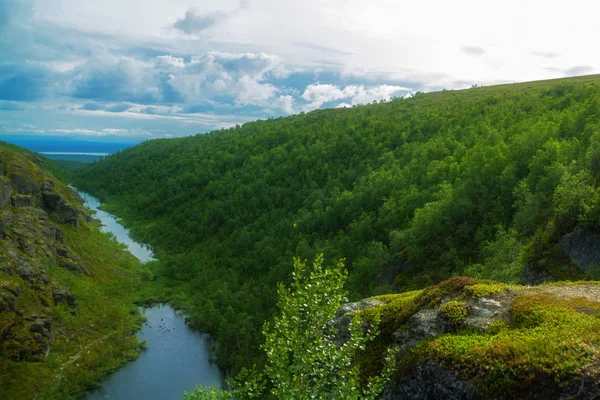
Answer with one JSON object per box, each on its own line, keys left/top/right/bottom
{"left": 184, "top": 254, "right": 396, "bottom": 400}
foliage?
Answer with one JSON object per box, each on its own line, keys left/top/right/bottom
{"left": 75, "top": 75, "right": 600, "bottom": 372}
{"left": 185, "top": 255, "right": 396, "bottom": 400}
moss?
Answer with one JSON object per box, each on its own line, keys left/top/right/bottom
{"left": 419, "top": 290, "right": 600, "bottom": 398}
{"left": 439, "top": 300, "right": 468, "bottom": 324}
{"left": 465, "top": 282, "right": 510, "bottom": 298}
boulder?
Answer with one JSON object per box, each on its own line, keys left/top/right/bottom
{"left": 51, "top": 284, "right": 77, "bottom": 310}
{"left": 382, "top": 360, "right": 479, "bottom": 400}
{"left": 561, "top": 227, "right": 600, "bottom": 271}
{"left": 11, "top": 195, "right": 32, "bottom": 207}
{"left": 41, "top": 181, "right": 62, "bottom": 211}
{"left": 57, "top": 203, "right": 78, "bottom": 226}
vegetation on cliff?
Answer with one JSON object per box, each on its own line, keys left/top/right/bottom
{"left": 75, "top": 74, "right": 600, "bottom": 374}
{"left": 0, "top": 142, "right": 146, "bottom": 400}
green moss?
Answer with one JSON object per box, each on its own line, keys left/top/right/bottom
{"left": 439, "top": 300, "right": 468, "bottom": 324}
{"left": 465, "top": 282, "right": 510, "bottom": 298}
{"left": 419, "top": 291, "right": 600, "bottom": 398}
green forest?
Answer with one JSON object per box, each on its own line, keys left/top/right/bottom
{"left": 75, "top": 74, "right": 600, "bottom": 375}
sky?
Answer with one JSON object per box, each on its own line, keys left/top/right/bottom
{"left": 1, "top": 0, "right": 600, "bottom": 140}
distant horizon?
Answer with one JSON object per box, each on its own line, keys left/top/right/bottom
{"left": 0, "top": 134, "right": 140, "bottom": 154}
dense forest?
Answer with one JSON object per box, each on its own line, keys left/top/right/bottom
{"left": 75, "top": 74, "right": 600, "bottom": 374}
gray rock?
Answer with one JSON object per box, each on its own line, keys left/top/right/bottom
{"left": 51, "top": 284, "right": 77, "bottom": 309}
{"left": 57, "top": 203, "right": 78, "bottom": 226}
{"left": 14, "top": 259, "right": 48, "bottom": 285}
{"left": 58, "top": 255, "right": 91, "bottom": 276}
{"left": 464, "top": 297, "right": 508, "bottom": 332}
{"left": 382, "top": 360, "right": 479, "bottom": 400}
{"left": 0, "top": 180, "right": 13, "bottom": 209}
{"left": 520, "top": 265, "right": 556, "bottom": 285}
{"left": 29, "top": 317, "right": 52, "bottom": 338}
{"left": 393, "top": 308, "right": 445, "bottom": 353}
{"left": 42, "top": 181, "right": 62, "bottom": 211}
{"left": 11, "top": 195, "right": 32, "bottom": 207}
{"left": 561, "top": 227, "right": 600, "bottom": 271}
{"left": 10, "top": 171, "right": 40, "bottom": 196}
{"left": 331, "top": 298, "right": 383, "bottom": 343}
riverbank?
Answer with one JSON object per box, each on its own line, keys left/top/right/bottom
{"left": 77, "top": 191, "right": 224, "bottom": 399}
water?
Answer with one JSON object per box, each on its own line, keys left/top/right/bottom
{"left": 86, "top": 305, "right": 224, "bottom": 400}
{"left": 77, "top": 190, "right": 155, "bottom": 262}
{"left": 76, "top": 189, "right": 224, "bottom": 399}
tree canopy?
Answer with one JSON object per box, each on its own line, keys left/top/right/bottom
{"left": 75, "top": 75, "right": 600, "bottom": 373}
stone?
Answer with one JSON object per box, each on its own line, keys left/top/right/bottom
{"left": 393, "top": 308, "right": 445, "bottom": 353}
{"left": 0, "top": 180, "right": 13, "bottom": 209}
{"left": 58, "top": 255, "right": 91, "bottom": 276}
{"left": 10, "top": 171, "right": 40, "bottom": 196}
{"left": 14, "top": 259, "right": 48, "bottom": 285}
{"left": 42, "top": 181, "right": 62, "bottom": 212}
{"left": 51, "top": 284, "right": 77, "bottom": 309}
{"left": 57, "top": 203, "right": 78, "bottom": 226}
{"left": 11, "top": 195, "right": 32, "bottom": 207}
{"left": 561, "top": 227, "right": 600, "bottom": 272}
{"left": 382, "top": 360, "right": 479, "bottom": 400}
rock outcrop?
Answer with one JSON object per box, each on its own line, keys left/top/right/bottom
{"left": 0, "top": 148, "right": 88, "bottom": 361}
{"left": 336, "top": 278, "right": 600, "bottom": 400}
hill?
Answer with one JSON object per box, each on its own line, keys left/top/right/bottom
{"left": 75, "top": 74, "right": 600, "bottom": 373}
{"left": 0, "top": 142, "right": 145, "bottom": 399}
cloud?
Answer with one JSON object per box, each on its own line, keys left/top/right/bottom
{"left": 0, "top": 63, "right": 53, "bottom": 101}
{"left": 172, "top": 8, "right": 227, "bottom": 35}
{"left": 0, "top": 100, "right": 26, "bottom": 111}
{"left": 48, "top": 127, "right": 152, "bottom": 137}
{"left": 274, "top": 95, "right": 295, "bottom": 114}
{"left": 235, "top": 76, "right": 277, "bottom": 105}
{"left": 531, "top": 51, "right": 559, "bottom": 58}
{"left": 172, "top": 1, "right": 250, "bottom": 36}
{"left": 301, "top": 83, "right": 410, "bottom": 111}
{"left": 461, "top": 46, "right": 485, "bottom": 56}
{"left": 562, "top": 65, "right": 594, "bottom": 77}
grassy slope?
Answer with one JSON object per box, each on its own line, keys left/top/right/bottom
{"left": 0, "top": 142, "right": 146, "bottom": 400}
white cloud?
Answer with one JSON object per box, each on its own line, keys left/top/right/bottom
{"left": 274, "top": 95, "right": 295, "bottom": 114}
{"left": 302, "top": 83, "right": 410, "bottom": 111}
{"left": 235, "top": 76, "right": 277, "bottom": 106}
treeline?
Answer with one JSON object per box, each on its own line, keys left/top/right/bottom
{"left": 75, "top": 75, "right": 600, "bottom": 373}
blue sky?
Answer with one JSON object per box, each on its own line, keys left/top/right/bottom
{"left": 1, "top": 0, "right": 599, "bottom": 140}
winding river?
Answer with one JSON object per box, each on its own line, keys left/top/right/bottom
{"left": 77, "top": 190, "right": 224, "bottom": 400}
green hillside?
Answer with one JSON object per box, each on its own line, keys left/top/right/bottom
{"left": 0, "top": 142, "right": 146, "bottom": 399}
{"left": 75, "top": 74, "right": 600, "bottom": 373}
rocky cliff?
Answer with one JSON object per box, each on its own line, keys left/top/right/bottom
{"left": 0, "top": 148, "right": 89, "bottom": 361}
{"left": 0, "top": 143, "right": 144, "bottom": 400}
{"left": 336, "top": 277, "right": 600, "bottom": 399}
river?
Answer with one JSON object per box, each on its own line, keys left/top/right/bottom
{"left": 76, "top": 190, "right": 224, "bottom": 400}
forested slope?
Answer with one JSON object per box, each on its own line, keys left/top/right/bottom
{"left": 76, "top": 74, "right": 600, "bottom": 373}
